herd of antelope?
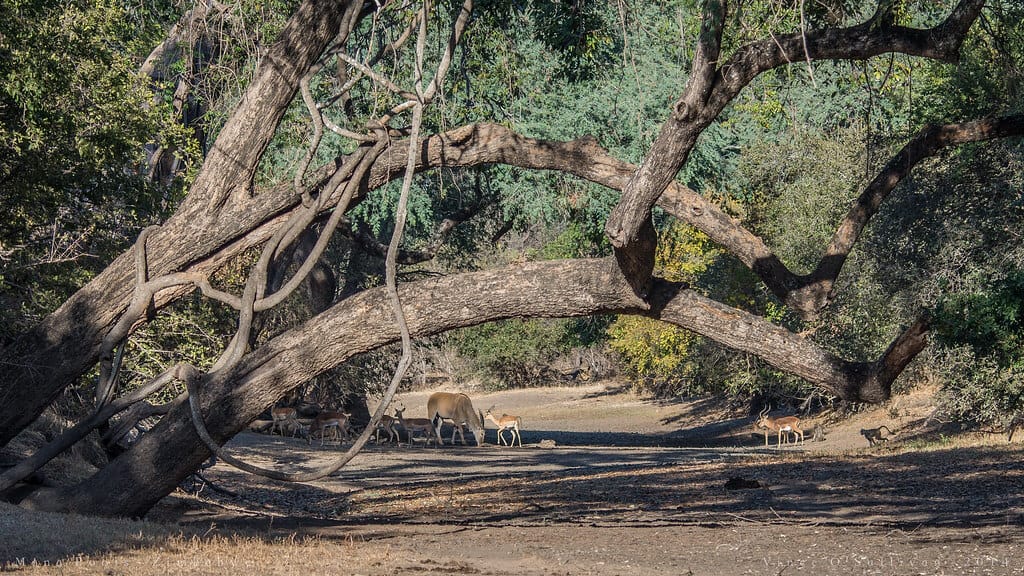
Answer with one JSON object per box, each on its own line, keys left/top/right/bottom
{"left": 266, "top": 391, "right": 526, "bottom": 448}
{"left": 269, "top": 392, "right": 825, "bottom": 450}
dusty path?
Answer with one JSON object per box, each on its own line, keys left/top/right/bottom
{"left": 5, "top": 383, "right": 1022, "bottom": 575}
{"left": 135, "top": 383, "right": 1024, "bottom": 576}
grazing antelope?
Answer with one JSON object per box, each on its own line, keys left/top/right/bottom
{"left": 394, "top": 406, "right": 438, "bottom": 447}
{"left": 756, "top": 407, "right": 804, "bottom": 447}
{"left": 484, "top": 408, "right": 523, "bottom": 447}
{"left": 374, "top": 401, "right": 405, "bottom": 444}
{"left": 427, "top": 392, "right": 485, "bottom": 446}
{"left": 308, "top": 410, "right": 351, "bottom": 447}
{"left": 270, "top": 406, "right": 300, "bottom": 437}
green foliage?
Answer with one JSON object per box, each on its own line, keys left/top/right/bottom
{"left": 911, "top": 4, "right": 1024, "bottom": 123}
{"left": 743, "top": 125, "right": 869, "bottom": 273}
{"left": 0, "top": 0, "right": 186, "bottom": 340}
{"left": 454, "top": 318, "right": 577, "bottom": 389}
{"left": 932, "top": 347, "right": 1024, "bottom": 426}
{"left": 934, "top": 271, "right": 1024, "bottom": 366}
{"left": 607, "top": 316, "right": 701, "bottom": 393}
{"left": 529, "top": 0, "right": 618, "bottom": 79}
{"left": 931, "top": 271, "right": 1024, "bottom": 424}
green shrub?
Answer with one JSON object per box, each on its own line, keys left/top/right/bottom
{"left": 932, "top": 270, "right": 1024, "bottom": 425}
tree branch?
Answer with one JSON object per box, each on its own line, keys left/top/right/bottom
{"left": 798, "top": 114, "right": 1024, "bottom": 314}
{"left": 32, "top": 257, "right": 916, "bottom": 516}
{"left": 6, "top": 110, "right": 1017, "bottom": 445}
{"left": 604, "top": 0, "right": 984, "bottom": 304}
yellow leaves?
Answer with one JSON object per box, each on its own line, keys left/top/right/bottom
{"left": 733, "top": 88, "right": 785, "bottom": 131}
{"left": 608, "top": 315, "right": 697, "bottom": 378}
{"left": 655, "top": 221, "right": 721, "bottom": 282}
{"left": 606, "top": 221, "right": 723, "bottom": 386}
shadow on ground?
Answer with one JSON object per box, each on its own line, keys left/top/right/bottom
{"left": 175, "top": 435, "right": 1024, "bottom": 546}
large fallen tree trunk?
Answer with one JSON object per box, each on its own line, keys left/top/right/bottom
{"left": 21, "top": 258, "right": 923, "bottom": 518}
{"left": 3, "top": 108, "right": 1004, "bottom": 448}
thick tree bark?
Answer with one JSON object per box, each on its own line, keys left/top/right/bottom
{"left": 22, "top": 257, "right": 918, "bottom": 517}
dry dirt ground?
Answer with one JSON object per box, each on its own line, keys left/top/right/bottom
{"left": 4, "top": 383, "right": 1024, "bottom": 575}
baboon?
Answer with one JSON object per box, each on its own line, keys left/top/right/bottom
{"left": 1007, "top": 414, "right": 1023, "bottom": 442}
{"left": 860, "top": 425, "right": 895, "bottom": 446}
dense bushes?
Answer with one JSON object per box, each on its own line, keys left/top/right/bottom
{"left": 932, "top": 271, "right": 1024, "bottom": 426}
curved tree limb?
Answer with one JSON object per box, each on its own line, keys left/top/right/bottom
{"left": 28, "top": 257, "right": 917, "bottom": 517}
{"left": 0, "top": 364, "right": 187, "bottom": 493}
{"left": 179, "top": 0, "right": 446, "bottom": 483}
{"left": 796, "top": 115, "right": 1024, "bottom": 314}
{"left": 101, "top": 401, "right": 174, "bottom": 450}
{"left": 6, "top": 107, "right": 1021, "bottom": 447}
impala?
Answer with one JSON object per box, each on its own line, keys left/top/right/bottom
{"left": 307, "top": 410, "right": 351, "bottom": 447}
{"left": 270, "top": 406, "right": 300, "bottom": 437}
{"left": 394, "top": 406, "right": 438, "bottom": 447}
{"left": 484, "top": 408, "right": 522, "bottom": 447}
{"left": 755, "top": 407, "right": 804, "bottom": 447}
{"left": 427, "top": 392, "right": 485, "bottom": 446}
{"left": 374, "top": 400, "right": 407, "bottom": 444}
{"left": 374, "top": 413, "right": 400, "bottom": 444}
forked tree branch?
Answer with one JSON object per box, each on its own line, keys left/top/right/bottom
{"left": 794, "top": 115, "right": 1024, "bottom": 315}
{"left": 604, "top": 0, "right": 985, "bottom": 302}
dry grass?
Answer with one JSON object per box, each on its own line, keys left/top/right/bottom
{"left": 0, "top": 502, "right": 395, "bottom": 576}
{"left": 0, "top": 502, "right": 172, "bottom": 569}
{"left": 6, "top": 535, "right": 396, "bottom": 576}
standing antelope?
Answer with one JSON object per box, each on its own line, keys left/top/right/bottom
{"left": 756, "top": 407, "right": 804, "bottom": 447}
{"left": 484, "top": 408, "right": 523, "bottom": 447}
{"left": 373, "top": 400, "right": 404, "bottom": 444}
{"left": 427, "top": 392, "right": 485, "bottom": 446}
{"left": 308, "top": 410, "right": 351, "bottom": 447}
{"left": 374, "top": 413, "right": 400, "bottom": 444}
{"left": 394, "top": 406, "right": 438, "bottom": 447}
{"left": 270, "top": 406, "right": 300, "bottom": 437}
